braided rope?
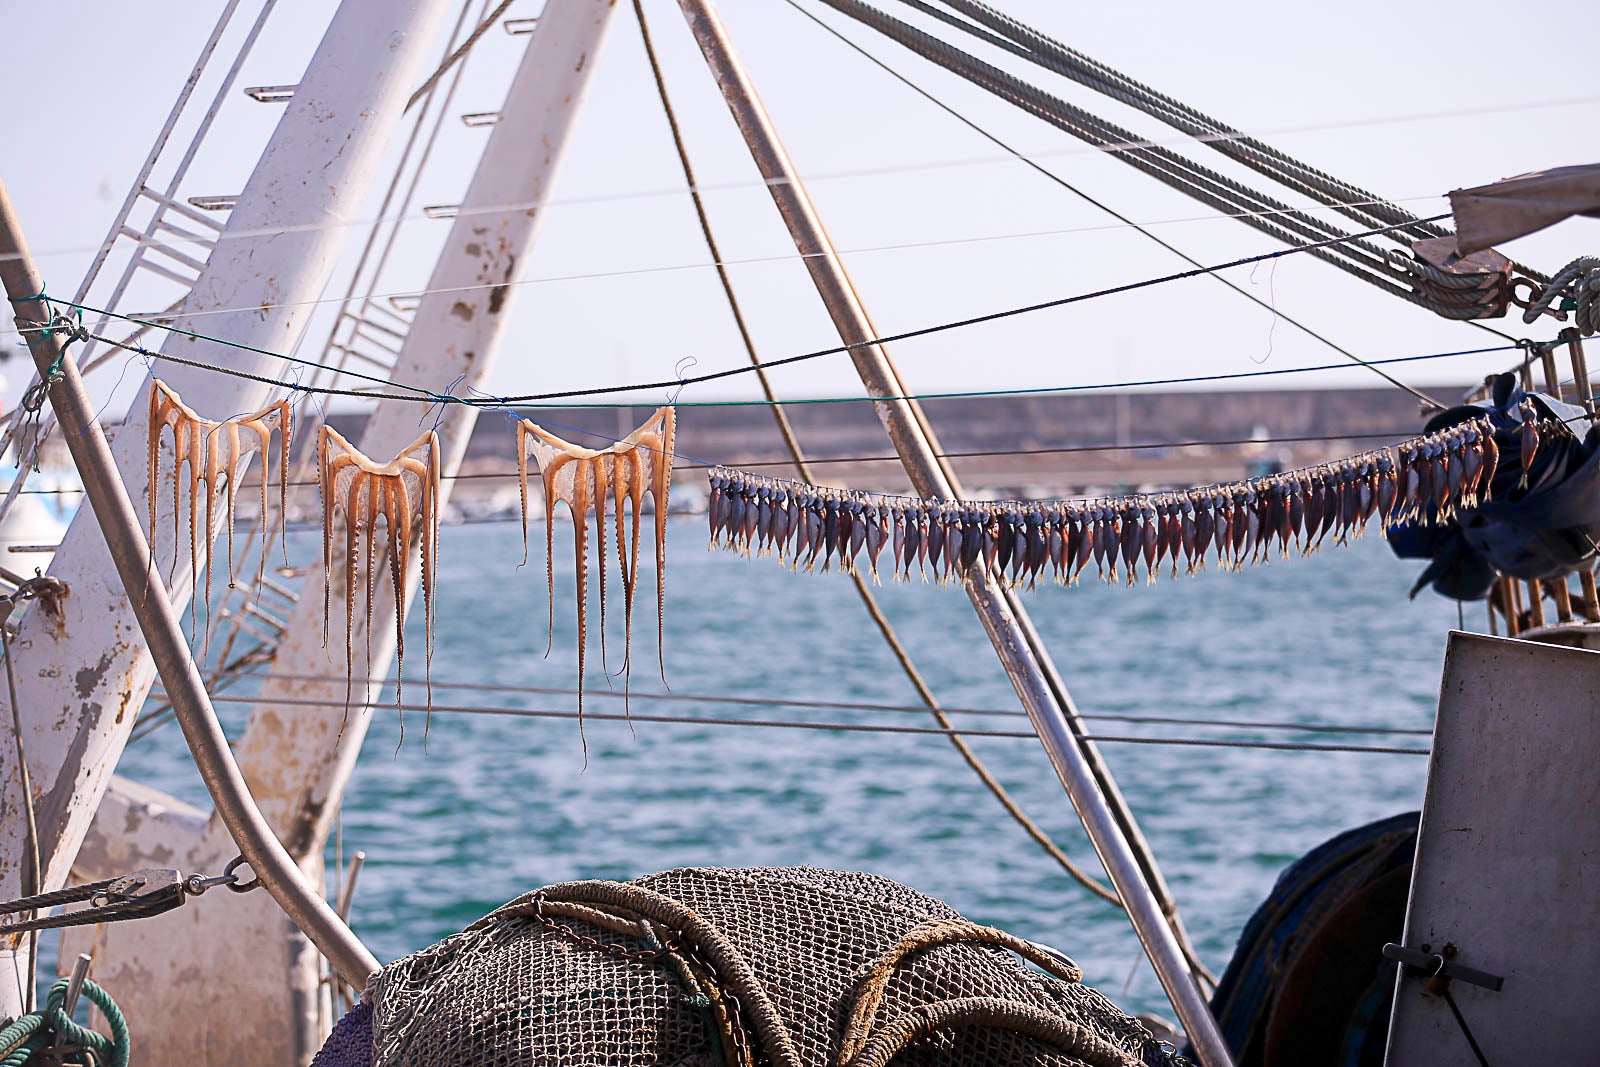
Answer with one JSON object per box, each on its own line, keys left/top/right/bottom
{"left": 0, "top": 978, "right": 130, "bottom": 1067}
{"left": 838, "top": 919, "right": 1085, "bottom": 1063}
{"left": 843, "top": 996, "right": 1138, "bottom": 1067}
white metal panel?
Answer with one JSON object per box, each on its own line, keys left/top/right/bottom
{"left": 1385, "top": 631, "right": 1600, "bottom": 1065}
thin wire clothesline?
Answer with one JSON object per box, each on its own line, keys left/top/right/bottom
{"left": 65, "top": 323, "right": 1513, "bottom": 478}
{"left": 6, "top": 427, "right": 1432, "bottom": 496}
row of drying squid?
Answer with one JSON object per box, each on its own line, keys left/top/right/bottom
{"left": 148, "top": 380, "right": 674, "bottom": 738}
{"left": 708, "top": 407, "right": 1565, "bottom": 588}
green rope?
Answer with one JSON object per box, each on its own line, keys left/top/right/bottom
{"left": 0, "top": 977, "right": 130, "bottom": 1067}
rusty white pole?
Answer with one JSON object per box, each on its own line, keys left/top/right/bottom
{"left": 60, "top": 4, "right": 622, "bottom": 1058}
{"left": 0, "top": 178, "right": 381, "bottom": 989}
{"left": 671, "top": 3, "right": 1232, "bottom": 1063}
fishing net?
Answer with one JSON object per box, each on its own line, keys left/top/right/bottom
{"left": 332, "top": 865, "right": 1186, "bottom": 1067}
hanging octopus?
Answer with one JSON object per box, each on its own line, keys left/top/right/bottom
{"left": 517, "top": 407, "right": 675, "bottom": 746}
{"left": 317, "top": 425, "right": 441, "bottom": 734}
{"left": 146, "top": 381, "right": 291, "bottom": 634}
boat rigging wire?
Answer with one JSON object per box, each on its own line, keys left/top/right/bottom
{"left": 8, "top": 426, "right": 1434, "bottom": 497}
{"left": 20, "top": 213, "right": 1465, "bottom": 415}
{"left": 55, "top": 323, "right": 1514, "bottom": 478}
{"left": 809, "top": 0, "right": 1442, "bottom": 293}
{"left": 9, "top": 100, "right": 1594, "bottom": 273}
{"left": 777, "top": 0, "right": 1450, "bottom": 407}
{"left": 805, "top": 0, "right": 1539, "bottom": 354}
{"left": 899, "top": 0, "right": 1442, "bottom": 244}
{"left": 157, "top": 691, "right": 1434, "bottom": 756}
{"left": 143, "top": 672, "right": 1434, "bottom": 739}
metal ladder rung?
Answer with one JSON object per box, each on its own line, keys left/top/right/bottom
{"left": 187, "top": 195, "right": 240, "bottom": 212}
{"left": 386, "top": 295, "right": 420, "bottom": 315}
{"left": 504, "top": 17, "right": 538, "bottom": 34}
{"left": 421, "top": 204, "right": 458, "bottom": 220}
{"left": 121, "top": 227, "right": 209, "bottom": 275}
{"left": 365, "top": 300, "right": 414, "bottom": 329}
{"left": 218, "top": 609, "right": 280, "bottom": 647}
{"left": 328, "top": 342, "right": 400, "bottom": 371}
{"left": 351, "top": 314, "right": 407, "bottom": 345}
{"left": 138, "top": 187, "right": 226, "bottom": 231}
{"left": 131, "top": 255, "right": 202, "bottom": 288}
{"left": 462, "top": 112, "right": 502, "bottom": 127}
{"left": 152, "top": 216, "right": 218, "bottom": 251}
{"left": 243, "top": 600, "right": 290, "bottom": 636}
{"left": 254, "top": 573, "right": 300, "bottom": 604}
{"left": 244, "top": 85, "right": 297, "bottom": 103}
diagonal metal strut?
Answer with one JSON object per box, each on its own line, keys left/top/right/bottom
{"left": 670, "top": 2, "right": 1232, "bottom": 1062}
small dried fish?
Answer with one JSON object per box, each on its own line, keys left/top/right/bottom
{"left": 706, "top": 412, "right": 1558, "bottom": 592}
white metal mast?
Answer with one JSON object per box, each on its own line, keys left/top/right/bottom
{"left": 58, "top": 2, "right": 619, "bottom": 1062}
{"left": 0, "top": 0, "right": 453, "bottom": 1027}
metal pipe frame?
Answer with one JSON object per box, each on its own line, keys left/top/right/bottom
{"left": 0, "top": 179, "right": 381, "bottom": 988}
{"left": 670, "top": 2, "right": 1232, "bottom": 1063}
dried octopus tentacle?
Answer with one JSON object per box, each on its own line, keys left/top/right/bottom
{"left": 540, "top": 451, "right": 575, "bottom": 659}
{"left": 363, "top": 466, "right": 382, "bottom": 673}
{"left": 317, "top": 425, "right": 440, "bottom": 732}
{"left": 649, "top": 409, "right": 675, "bottom": 686}
{"left": 571, "top": 453, "right": 592, "bottom": 758}
{"left": 516, "top": 409, "right": 676, "bottom": 733}
{"left": 592, "top": 453, "right": 612, "bottom": 680}
{"left": 147, "top": 383, "right": 291, "bottom": 618}
{"left": 223, "top": 422, "right": 242, "bottom": 587}
{"left": 385, "top": 475, "right": 410, "bottom": 713}
{"left": 343, "top": 468, "right": 362, "bottom": 719}
{"left": 612, "top": 448, "right": 642, "bottom": 701}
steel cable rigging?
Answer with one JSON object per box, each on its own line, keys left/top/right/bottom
{"left": 811, "top": 0, "right": 1547, "bottom": 322}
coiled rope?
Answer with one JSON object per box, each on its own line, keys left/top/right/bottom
{"left": 1523, "top": 256, "right": 1600, "bottom": 335}
{"left": 0, "top": 977, "right": 130, "bottom": 1067}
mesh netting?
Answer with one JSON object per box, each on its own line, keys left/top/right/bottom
{"left": 361, "top": 865, "right": 1188, "bottom": 1067}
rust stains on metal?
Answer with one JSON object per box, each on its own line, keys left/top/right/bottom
{"left": 488, "top": 252, "right": 516, "bottom": 314}
{"left": 74, "top": 651, "right": 115, "bottom": 701}
{"left": 449, "top": 301, "right": 474, "bottom": 321}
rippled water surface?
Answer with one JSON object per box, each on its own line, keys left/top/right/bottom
{"left": 117, "top": 517, "right": 1461, "bottom": 1016}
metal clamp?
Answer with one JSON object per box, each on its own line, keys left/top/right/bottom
{"left": 1382, "top": 943, "right": 1505, "bottom": 992}
{"left": 0, "top": 860, "right": 261, "bottom": 936}
{"left": 184, "top": 855, "right": 262, "bottom": 896}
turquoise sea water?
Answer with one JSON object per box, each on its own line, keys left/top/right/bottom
{"left": 116, "top": 516, "right": 1460, "bottom": 1018}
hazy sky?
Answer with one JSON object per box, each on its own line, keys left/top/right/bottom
{"left": 7, "top": 0, "right": 1598, "bottom": 423}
